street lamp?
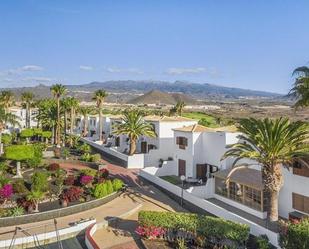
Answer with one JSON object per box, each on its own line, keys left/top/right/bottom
{"left": 180, "top": 175, "right": 186, "bottom": 207}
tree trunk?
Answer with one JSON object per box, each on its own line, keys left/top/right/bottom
{"left": 26, "top": 103, "right": 29, "bottom": 128}
{"left": 83, "top": 115, "right": 88, "bottom": 137}
{"left": 99, "top": 107, "right": 103, "bottom": 141}
{"left": 34, "top": 202, "right": 39, "bottom": 212}
{"left": 70, "top": 108, "right": 74, "bottom": 134}
{"left": 269, "top": 191, "right": 279, "bottom": 221}
{"left": 56, "top": 98, "right": 61, "bottom": 147}
{"left": 15, "top": 161, "right": 22, "bottom": 178}
{"left": 129, "top": 139, "right": 136, "bottom": 155}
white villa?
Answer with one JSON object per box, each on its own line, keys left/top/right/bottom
{"left": 76, "top": 114, "right": 308, "bottom": 246}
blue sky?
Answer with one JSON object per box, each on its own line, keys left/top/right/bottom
{"left": 0, "top": 0, "right": 308, "bottom": 93}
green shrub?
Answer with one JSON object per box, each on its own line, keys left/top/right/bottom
{"left": 33, "top": 128, "right": 43, "bottom": 136}
{"left": 93, "top": 182, "right": 108, "bottom": 198}
{"left": 112, "top": 179, "right": 124, "bottom": 191}
{"left": 0, "top": 162, "right": 8, "bottom": 174}
{"left": 20, "top": 129, "right": 34, "bottom": 139}
{"left": 106, "top": 180, "right": 114, "bottom": 194}
{"left": 256, "top": 235, "right": 271, "bottom": 249}
{"left": 80, "top": 153, "right": 91, "bottom": 162}
{"left": 0, "top": 175, "right": 10, "bottom": 187}
{"left": 26, "top": 144, "right": 43, "bottom": 168}
{"left": 13, "top": 179, "right": 29, "bottom": 194}
{"left": 138, "top": 211, "right": 249, "bottom": 248}
{"left": 42, "top": 131, "right": 52, "bottom": 139}
{"left": 4, "top": 145, "right": 35, "bottom": 161}
{"left": 31, "top": 171, "right": 48, "bottom": 192}
{"left": 80, "top": 168, "right": 97, "bottom": 177}
{"left": 90, "top": 154, "right": 101, "bottom": 163}
{"left": 2, "top": 134, "right": 12, "bottom": 145}
{"left": 79, "top": 144, "right": 91, "bottom": 154}
{"left": 7, "top": 206, "right": 24, "bottom": 217}
{"left": 279, "top": 219, "right": 309, "bottom": 249}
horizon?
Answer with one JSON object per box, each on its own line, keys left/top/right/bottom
{"left": 1, "top": 1, "right": 309, "bottom": 94}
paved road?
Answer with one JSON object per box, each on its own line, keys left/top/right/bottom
{"left": 29, "top": 234, "right": 86, "bottom": 249}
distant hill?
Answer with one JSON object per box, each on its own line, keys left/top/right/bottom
{"left": 0, "top": 80, "right": 284, "bottom": 103}
{"left": 128, "top": 90, "right": 197, "bottom": 105}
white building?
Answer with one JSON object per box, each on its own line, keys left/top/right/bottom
{"left": 7, "top": 106, "right": 38, "bottom": 130}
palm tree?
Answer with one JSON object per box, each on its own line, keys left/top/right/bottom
{"left": 50, "top": 84, "right": 67, "bottom": 147}
{"left": 0, "top": 107, "right": 20, "bottom": 154}
{"left": 79, "top": 106, "right": 92, "bottom": 137}
{"left": 0, "top": 91, "right": 15, "bottom": 114}
{"left": 222, "top": 118, "right": 309, "bottom": 222}
{"left": 170, "top": 101, "right": 186, "bottom": 116}
{"left": 21, "top": 92, "right": 34, "bottom": 128}
{"left": 26, "top": 190, "right": 44, "bottom": 212}
{"left": 289, "top": 66, "right": 309, "bottom": 108}
{"left": 66, "top": 97, "right": 79, "bottom": 134}
{"left": 113, "top": 110, "right": 157, "bottom": 155}
{"left": 93, "top": 90, "right": 108, "bottom": 141}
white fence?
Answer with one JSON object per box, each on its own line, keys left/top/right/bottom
{"left": 81, "top": 138, "right": 145, "bottom": 169}
{"left": 0, "top": 220, "right": 95, "bottom": 249}
{"left": 140, "top": 168, "right": 280, "bottom": 248}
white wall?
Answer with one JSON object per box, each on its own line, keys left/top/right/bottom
{"left": 279, "top": 167, "right": 309, "bottom": 218}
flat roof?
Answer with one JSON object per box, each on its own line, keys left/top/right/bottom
{"left": 213, "top": 167, "right": 263, "bottom": 190}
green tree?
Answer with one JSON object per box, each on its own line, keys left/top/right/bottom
{"left": 4, "top": 144, "right": 35, "bottom": 177}
{"left": 113, "top": 110, "right": 157, "bottom": 155}
{"left": 0, "top": 107, "right": 20, "bottom": 154}
{"left": 289, "top": 66, "right": 309, "bottom": 108}
{"left": 26, "top": 190, "right": 44, "bottom": 212}
{"left": 93, "top": 90, "right": 108, "bottom": 141}
{"left": 21, "top": 92, "right": 34, "bottom": 128}
{"left": 222, "top": 118, "right": 309, "bottom": 221}
{"left": 169, "top": 101, "right": 186, "bottom": 116}
{"left": 50, "top": 84, "right": 67, "bottom": 147}
{"left": 0, "top": 91, "right": 15, "bottom": 114}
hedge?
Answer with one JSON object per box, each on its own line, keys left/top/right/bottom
{"left": 42, "top": 131, "right": 52, "bottom": 139}
{"left": 138, "top": 211, "right": 249, "bottom": 246}
{"left": 20, "top": 129, "right": 34, "bottom": 138}
{"left": 279, "top": 219, "right": 309, "bottom": 249}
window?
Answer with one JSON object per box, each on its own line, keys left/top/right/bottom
{"left": 214, "top": 177, "right": 263, "bottom": 211}
{"left": 176, "top": 136, "right": 188, "bottom": 149}
{"left": 229, "top": 182, "right": 243, "bottom": 203}
{"left": 244, "top": 186, "right": 262, "bottom": 211}
{"left": 293, "top": 161, "right": 309, "bottom": 177}
{"left": 292, "top": 193, "right": 309, "bottom": 214}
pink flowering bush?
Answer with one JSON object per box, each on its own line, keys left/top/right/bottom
{"left": 80, "top": 175, "right": 93, "bottom": 186}
{"left": 99, "top": 168, "right": 109, "bottom": 179}
{"left": 0, "top": 184, "right": 13, "bottom": 200}
{"left": 135, "top": 226, "right": 165, "bottom": 240}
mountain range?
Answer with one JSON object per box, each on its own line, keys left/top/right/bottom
{"left": 1, "top": 80, "right": 284, "bottom": 104}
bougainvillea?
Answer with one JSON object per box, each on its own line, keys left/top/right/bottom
{"left": 80, "top": 175, "right": 93, "bottom": 186}
{"left": 135, "top": 226, "right": 166, "bottom": 240}
{"left": 0, "top": 184, "right": 13, "bottom": 200}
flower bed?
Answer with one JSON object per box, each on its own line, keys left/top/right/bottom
{"left": 136, "top": 211, "right": 250, "bottom": 249}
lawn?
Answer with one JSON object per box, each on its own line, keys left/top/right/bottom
{"left": 160, "top": 175, "right": 182, "bottom": 185}
{"left": 182, "top": 112, "right": 219, "bottom": 127}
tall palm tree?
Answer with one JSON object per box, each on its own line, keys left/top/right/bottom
{"left": 113, "top": 110, "right": 157, "bottom": 155}
{"left": 222, "top": 118, "right": 309, "bottom": 222}
{"left": 0, "top": 91, "right": 15, "bottom": 114}
{"left": 50, "top": 84, "right": 67, "bottom": 147}
{"left": 0, "top": 107, "right": 20, "bottom": 154}
{"left": 92, "top": 90, "right": 108, "bottom": 141}
{"left": 21, "top": 92, "right": 34, "bottom": 128}
{"left": 289, "top": 66, "right": 309, "bottom": 108}
{"left": 79, "top": 106, "right": 92, "bottom": 137}
{"left": 66, "top": 97, "right": 79, "bottom": 134}
{"left": 175, "top": 101, "right": 186, "bottom": 116}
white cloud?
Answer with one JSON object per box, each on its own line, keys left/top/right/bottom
{"left": 20, "top": 65, "right": 44, "bottom": 72}
{"left": 106, "top": 67, "right": 143, "bottom": 74}
{"left": 165, "top": 67, "right": 207, "bottom": 75}
{"left": 22, "top": 77, "right": 53, "bottom": 83}
{"left": 79, "top": 65, "right": 94, "bottom": 71}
